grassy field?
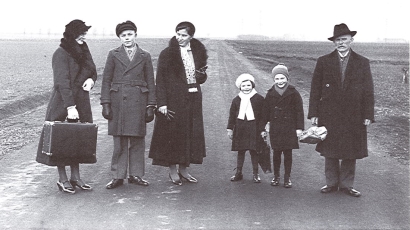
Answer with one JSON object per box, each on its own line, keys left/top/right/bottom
{"left": 226, "top": 40, "right": 409, "bottom": 163}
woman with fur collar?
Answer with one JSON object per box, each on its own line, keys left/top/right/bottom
{"left": 36, "top": 20, "right": 97, "bottom": 194}
{"left": 149, "top": 21, "right": 208, "bottom": 185}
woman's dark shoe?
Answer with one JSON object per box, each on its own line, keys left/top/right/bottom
{"left": 284, "top": 180, "right": 292, "bottom": 188}
{"left": 253, "top": 174, "right": 261, "bottom": 183}
{"left": 270, "top": 176, "right": 279, "bottom": 186}
{"left": 70, "top": 179, "right": 92, "bottom": 190}
{"left": 128, "top": 176, "right": 149, "bottom": 186}
{"left": 230, "top": 172, "right": 243, "bottom": 181}
{"left": 169, "top": 173, "right": 182, "bottom": 186}
{"left": 106, "top": 179, "right": 124, "bottom": 189}
{"left": 178, "top": 172, "right": 198, "bottom": 183}
{"left": 57, "top": 181, "right": 75, "bottom": 194}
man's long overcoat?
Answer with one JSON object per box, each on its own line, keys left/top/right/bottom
{"left": 308, "top": 49, "right": 374, "bottom": 159}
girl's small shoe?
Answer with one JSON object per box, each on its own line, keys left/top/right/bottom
{"left": 284, "top": 180, "right": 292, "bottom": 188}
{"left": 270, "top": 177, "right": 279, "bottom": 186}
{"left": 230, "top": 172, "right": 243, "bottom": 181}
{"left": 253, "top": 174, "right": 261, "bottom": 183}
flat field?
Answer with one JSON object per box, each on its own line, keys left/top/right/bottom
{"left": 226, "top": 40, "right": 409, "bottom": 163}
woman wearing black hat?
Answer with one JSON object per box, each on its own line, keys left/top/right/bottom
{"left": 149, "top": 21, "right": 208, "bottom": 185}
{"left": 36, "top": 19, "right": 97, "bottom": 194}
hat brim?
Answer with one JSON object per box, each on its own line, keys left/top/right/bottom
{"left": 328, "top": 31, "right": 356, "bottom": 41}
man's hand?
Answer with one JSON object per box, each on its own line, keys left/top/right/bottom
{"left": 227, "top": 129, "right": 233, "bottom": 140}
{"left": 311, "top": 117, "right": 318, "bottom": 126}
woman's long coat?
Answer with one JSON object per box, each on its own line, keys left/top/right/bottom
{"left": 149, "top": 37, "right": 208, "bottom": 166}
{"left": 100, "top": 45, "right": 156, "bottom": 136}
{"left": 264, "top": 85, "right": 304, "bottom": 150}
{"left": 308, "top": 49, "right": 374, "bottom": 159}
{"left": 36, "top": 44, "right": 97, "bottom": 166}
{"left": 227, "top": 93, "right": 265, "bottom": 151}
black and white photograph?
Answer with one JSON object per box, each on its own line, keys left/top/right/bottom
{"left": 0, "top": 0, "right": 408, "bottom": 229}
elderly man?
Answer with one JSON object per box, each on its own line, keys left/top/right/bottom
{"left": 308, "top": 23, "right": 374, "bottom": 197}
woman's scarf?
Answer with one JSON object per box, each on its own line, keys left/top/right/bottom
{"left": 238, "top": 89, "right": 257, "bottom": 120}
{"left": 59, "top": 37, "right": 96, "bottom": 85}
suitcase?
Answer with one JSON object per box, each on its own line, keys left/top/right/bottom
{"left": 41, "top": 121, "right": 98, "bottom": 162}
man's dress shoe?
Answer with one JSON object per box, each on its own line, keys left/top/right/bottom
{"left": 128, "top": 176, "right": 149, "bottom": 186}
{"left": 340, "top": 187, "right": 361, "bottom": 197}
{"left": 320, "top": 185, "right": 338, "bottom": 193}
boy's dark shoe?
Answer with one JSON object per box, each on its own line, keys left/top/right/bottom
{"left": 320, "top": 185, "right": 338, "bottom": 193}
{"left": 270, "top": 176, "right": 279, "bottom": 186}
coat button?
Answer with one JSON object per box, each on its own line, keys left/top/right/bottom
{"left": 326, "top": 84, "right": 330, "bottom": 87}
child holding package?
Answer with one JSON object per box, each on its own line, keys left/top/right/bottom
{"left": 227, "top": 74, "right": 265, "bottom": 183}
{"left": 262, "top": 63, "right": 304, "bottom": 188}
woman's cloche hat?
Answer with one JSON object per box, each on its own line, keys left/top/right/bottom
{"left": 64, "top": 19, "right": 91, "bottom": 39}
{"left": 235, "top": 73, "right": 255, "bottom": 88}
{"left": 328, "top": 23, "right": 357, "bottom": 41}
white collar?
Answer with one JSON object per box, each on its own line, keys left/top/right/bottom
{"left": 338, "top": 50, "right": 350, "bottom": 58}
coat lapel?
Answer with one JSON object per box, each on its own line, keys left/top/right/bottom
{"left": 124, "top": 46, "right": 144, "bottom": 74}
{"left": 342, "top": 50, "right": 357, "bottom": 90}
{"left": 328, "top": 50, "right": 343, "bottom": 89}
{"left": 112, "top": 46, "right": 130, "bottom": 68}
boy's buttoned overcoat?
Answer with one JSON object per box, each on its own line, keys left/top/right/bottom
{"left": 264, "top": 85, "right": 304, "bottom": 150}
{"left": 100, "top": 46, "right": 156, "bottom": 137}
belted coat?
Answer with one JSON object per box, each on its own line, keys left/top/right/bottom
{"left": 100, "top": 45, "right": 156, "bottom": 137}
{"left": 308, "top": 49, "right": 374, "bottom": 159}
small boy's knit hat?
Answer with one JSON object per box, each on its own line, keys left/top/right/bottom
{"left": 272, "top": 63, "right": 289, "bottom": 79}
{"left": 235, "top": 73, "right": 255, "bottom": 88}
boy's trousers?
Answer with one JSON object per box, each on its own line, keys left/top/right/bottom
{"left": 110, "top": 136, "right": 145, "bottom": 179}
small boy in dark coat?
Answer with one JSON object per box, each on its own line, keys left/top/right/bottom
{"left": 227, "top": 74, "right": 265, "bottom": 183}
{"left": 262, "top": 64, "right": 304, "bottom": 188}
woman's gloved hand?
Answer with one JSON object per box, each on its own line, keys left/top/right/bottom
{"left": 67, "top": 105, "right": 79, "bottom": 120}
{"left": 102, "top": 103, "right": 112, "bottom": 120}
{"left": 82, "top": 78, "right": 94, "bottom": 92}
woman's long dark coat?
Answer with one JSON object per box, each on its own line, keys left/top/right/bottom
{"left": 149, "top": 37, "right": 208, "bottom": 166}
{"left": 36, "top": 43, "right": 97, "bottom": 166}
{"left": 227, "top": 93, "right": 265, "bottom": 151}
{"left": 264, "top": 85, "right": 304, "bottom": 150}
{"left": 308, "top": 49, "right": 374, "bottom": 159}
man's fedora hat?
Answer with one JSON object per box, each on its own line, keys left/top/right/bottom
{"left": 328, "top": 23, "right": 357, "bottom": 41}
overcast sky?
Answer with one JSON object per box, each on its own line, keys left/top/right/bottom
{"left": 0, "top": 0, "right": 408, "bottom": 42}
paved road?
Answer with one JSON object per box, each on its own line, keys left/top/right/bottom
{"left": 0, "top": 40, "right": 408, "bottom": 230}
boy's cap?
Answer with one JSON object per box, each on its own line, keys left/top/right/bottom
{"left": 272, "top": 63, "right": 289, "bottom": 79}
{"left": 235, "top": 73, "right": 255, "bottom": 88}
{"left": 116, "top": 20, "right": 137, "bottom": 37}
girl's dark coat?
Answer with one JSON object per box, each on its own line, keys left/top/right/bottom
{"left": 100, "top": 45, "right": 156, "bottom": 136}
{"left": 308, "top": 50, "right": 374, "bottom": 159}
{"left": 149, "top": 37, "right": 208, "bottom": 166}
{"left": 227, "top": 93, "right": 265, "bottom": 151}
{"left": 264, "top": 85, "right": 304, "bottom": 150}
{"left": 36, "top": 41, "right": 97, "bottom": 166}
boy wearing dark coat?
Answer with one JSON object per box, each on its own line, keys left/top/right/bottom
{"left": 227, "top": 74, "right": 265, "bottom": 183}
{"left": 263, "top": 64, "right": 304, "bottom": 188}
{"left": 100, "top": 21, "right": 156, "bottom": 189}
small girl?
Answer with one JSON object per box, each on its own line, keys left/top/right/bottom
{"left": 263, "top": 63, "right": 304, "bottom": 188}
{"left": 227, "top": 74, "right": 265, "bottom": 183}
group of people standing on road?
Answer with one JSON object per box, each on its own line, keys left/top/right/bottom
{"left": 36, "top": 19, "right": 374, "bottom": 198}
